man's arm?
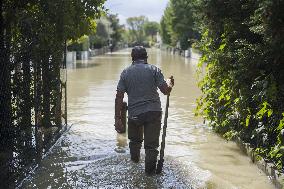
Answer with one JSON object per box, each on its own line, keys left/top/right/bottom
{"left": 159, "top": 76, "right": 174, "bottom": 95}
{"left": 114, "top": 90, "right": 124, "bottom": 133}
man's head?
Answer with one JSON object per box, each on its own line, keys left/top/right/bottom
{"left": 131, "top": 46, "right": 148, "bottom": 62}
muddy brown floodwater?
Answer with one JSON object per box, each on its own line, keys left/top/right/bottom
{"left": 21, "top": 48, "right": 275, "bottom": 189}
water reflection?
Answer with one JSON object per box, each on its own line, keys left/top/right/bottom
{"left": 115, "top": 133, "right": 127, "bottom": 153}
{"left": 67, "top": 63, "right": 101, "bottom": 69}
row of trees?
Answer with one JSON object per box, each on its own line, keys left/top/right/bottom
{"left": 160, "top": 0, "right": 200, "bottom": 50}
{"left": 161, "top": 0, "right": 284, "bottom": 171}
{"left": 126, "top": 16, "right": 160, "bottom": 46}
{"left": 70, "top": 15, "right": 160, "bottom": 49}
{"left": 0, "top": 0, "right": 105, "bottom": 187}
{"left": 68, "top": 14, "right": 124, "bottom": 51}
{"left": 90, "top": 14, "right": 124, "bottom": 49}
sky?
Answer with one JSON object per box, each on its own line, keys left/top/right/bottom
{"left": 104, "top": 0, "right": 169, "bottom": 25}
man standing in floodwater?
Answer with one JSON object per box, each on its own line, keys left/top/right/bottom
{"left": 114, "top": 46, "right": 174, "bottom": 175}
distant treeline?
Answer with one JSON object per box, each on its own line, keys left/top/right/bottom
{"left": 125, "top": 16, "right": 160, "bottom": 47}
{"left": 161, "top": 0, "right": 284, "bottom": 171}
{"left": 67, "top": 14, "right": 161, "bottom": 51}
{"left": 68, "top": 14, "right": 124, "bottom": 51}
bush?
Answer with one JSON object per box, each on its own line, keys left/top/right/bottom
{"left": 196, "top": 0, "right": 284, "bottom": 171}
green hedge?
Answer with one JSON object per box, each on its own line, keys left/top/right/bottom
{"left": 196, "top": 0, "right": 284, "bottom": 171}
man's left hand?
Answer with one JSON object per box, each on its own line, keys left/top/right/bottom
{"left": 167, "top": 76, "right": 174, "bottom": 88}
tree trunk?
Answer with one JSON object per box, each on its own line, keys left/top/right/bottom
{"left": 0, "top": 0, "right": 12, "bottom": 142}
{"left": 22, "top": 43, "right": 32, "bottom": 123}
{"left": 22, "top": 39, "right": 33, "bottom": 147}
{"left": 0, "top": 2, "right": 15, "bottom": 188}
{"left": 54, "top": 50, "right": 62, "bottom": 127}
{"left": 42, "top": 51, "right": 52, "bottom": 128}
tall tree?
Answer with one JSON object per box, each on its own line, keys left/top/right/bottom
{"left": 160, "top": 0, "right": 200, "bottom": 49}
{"left": 108, "top": 14, "right": 124, "bottom": 47}
{"left": 127, "top": 16, "right": 148, "bottom": 43}
{"left": 144, "top": 21, "right": 160, "bottom": 41}
{"left": 160, "top": 5, "right": 173, "bottom": 46}
{"left": 171, "top": 0, "right": 200, "bottom": 49}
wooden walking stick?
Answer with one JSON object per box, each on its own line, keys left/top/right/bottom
{"left": 156, "top": 94, "right": 170, "bottom": 174}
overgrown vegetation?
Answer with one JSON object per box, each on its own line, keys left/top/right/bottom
{"left": 68, "top": 14, "right": 124, "bottom": 51}
{"left": 161, "top": 0, "right": 284, "bottom": 172}
{"left": 0, "top": 0, "right": 105, "bottom": 187}
{"left": 160, "top": 0, "right": 200, "bottom": 50}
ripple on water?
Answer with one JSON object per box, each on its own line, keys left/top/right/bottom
{"left": 23, "top": 154, "right": 211, "bottom": 189}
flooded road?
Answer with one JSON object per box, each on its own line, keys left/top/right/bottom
{"left": 22, "top": 49, "right": 275, "bottom": 188}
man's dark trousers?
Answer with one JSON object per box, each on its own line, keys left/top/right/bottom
{"left": 128, "top": 111, "right": 162, "bottom": 174}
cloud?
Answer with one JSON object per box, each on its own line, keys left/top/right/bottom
{"left": 105, "top": 0, "right": 169, "bottom": 24}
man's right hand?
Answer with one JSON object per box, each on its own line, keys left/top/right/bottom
{"left": 114, "top": 118, "right": 124, "bottom": 133}
{"left": 167, "top": 76, "right": 174, "bottom": 88}
{"left": 159, "top": 76, "right": 174, "bottom": 95}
